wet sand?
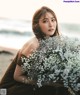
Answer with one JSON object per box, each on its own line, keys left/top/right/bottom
{"left": 0, "top": 46, "right": 18, "bottom": 81}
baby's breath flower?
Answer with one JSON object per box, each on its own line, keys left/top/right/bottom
{"left": 21, "top": 35, "right": 80, "bottom": 95}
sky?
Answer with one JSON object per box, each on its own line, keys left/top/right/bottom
{"left": 0, "top": 0, "right": 80, "bottom": 24}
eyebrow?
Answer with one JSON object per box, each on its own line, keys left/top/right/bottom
{"left": 41, "top": 17, "right": 55, "bottom": 21}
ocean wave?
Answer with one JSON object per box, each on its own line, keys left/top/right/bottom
{"left": 60, "top": 23, "right": 80, "bottom": 32}
{"left": 0, "top": 29, "right": 33, "bottom": 36}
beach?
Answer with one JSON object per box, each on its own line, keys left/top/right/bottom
{"left": 0, "top": 46, "right": 18, "bottom": 81}
{"left": 0, "top": 21, "right": 80, "bottom": 82}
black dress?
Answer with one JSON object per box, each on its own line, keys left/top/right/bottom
{"left": 0, "top": 52, "right": 35, "bottom": 95}
{"left": 0, "top": 52, "right": 71, "bottom": 95}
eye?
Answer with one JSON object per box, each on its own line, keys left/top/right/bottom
{"left": 42, "top": 20, "right": 48, "bottom": 23}
{"left": 52, "top": 18, "right": 56, "bottom": 22}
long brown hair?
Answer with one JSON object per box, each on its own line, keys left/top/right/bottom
{"left": 32, "top": 6, "right": 59, "bottom": 39}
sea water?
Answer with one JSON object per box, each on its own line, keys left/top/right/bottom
{"left": 0, "top": 33, "right": 34, "bottom": 49}
{"left": 0, "top": 19, "right": 80, "bottom": 49}
{"left": 0, "top": 20, "right": 34, "bottom": 49}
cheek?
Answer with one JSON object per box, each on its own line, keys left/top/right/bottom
{"left": 41, "top": 26, "right": 47, "bottom": 33}
{"left": 40, "top": 24, "right": 48, "bottom": 31}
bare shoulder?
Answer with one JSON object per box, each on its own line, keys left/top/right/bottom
{"left": 20, "top": 37, "right": 39, "bottom": 57}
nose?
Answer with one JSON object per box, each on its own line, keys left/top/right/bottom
{"left": 48, "top": 20, "right": 53, "bottom": 27}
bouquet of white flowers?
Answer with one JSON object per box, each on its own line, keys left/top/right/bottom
{"left": 21, "top": 35, "right": 80, "bottom": 95}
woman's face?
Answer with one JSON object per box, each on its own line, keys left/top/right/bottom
{"left": 39, "top": 12, "right": 57, "bottom": 37}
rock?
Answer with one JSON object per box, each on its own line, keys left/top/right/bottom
{"left": 0, "top": 50, "right": 13, "bottom": 55}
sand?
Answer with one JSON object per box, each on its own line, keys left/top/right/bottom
{"left": 0, "top": 46, "right": 18, "bottom": 81}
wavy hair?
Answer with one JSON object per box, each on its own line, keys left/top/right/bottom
{"left": 32, "top": 6, "right": 59, "bottom": 39}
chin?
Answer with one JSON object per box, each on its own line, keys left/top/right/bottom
{"left": 46, "top": 33, "right": 55, "bottom": 37}
{"left": 50, "top": 33, "right": 55, "bottom": 36}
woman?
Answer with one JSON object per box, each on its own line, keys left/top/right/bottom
{"left": 0, "top": 6, "right": 71, "bottom": 95}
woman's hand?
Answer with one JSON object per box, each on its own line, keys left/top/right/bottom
{"left": 28, "top": 79, "right": 36, "bottom": 85}
{"left": 22, "top": 77, "right": 36, "bottom": 85}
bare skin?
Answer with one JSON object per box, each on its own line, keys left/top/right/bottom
{"left": 14, "top": 12, "right": 57, "bottom": 85}
{"left": 14, "top": 37, "right": 39, "bottom": 85}
{"left": 39, "top": 12, "right": 56, "bottom": 37}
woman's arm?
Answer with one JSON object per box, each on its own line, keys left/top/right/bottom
{"left": 14, "top": 64, "right": 36, "bottom": 85}
{"left": 13, "top": 37, "right": 39, "bottom": 85}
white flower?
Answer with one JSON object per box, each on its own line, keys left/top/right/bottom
{"left": 21, "top": 35, "right": 80, "bottom": 95}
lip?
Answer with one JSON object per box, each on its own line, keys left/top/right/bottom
{"left": 48, "top": 29, "right": 54, "bottom": 31}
